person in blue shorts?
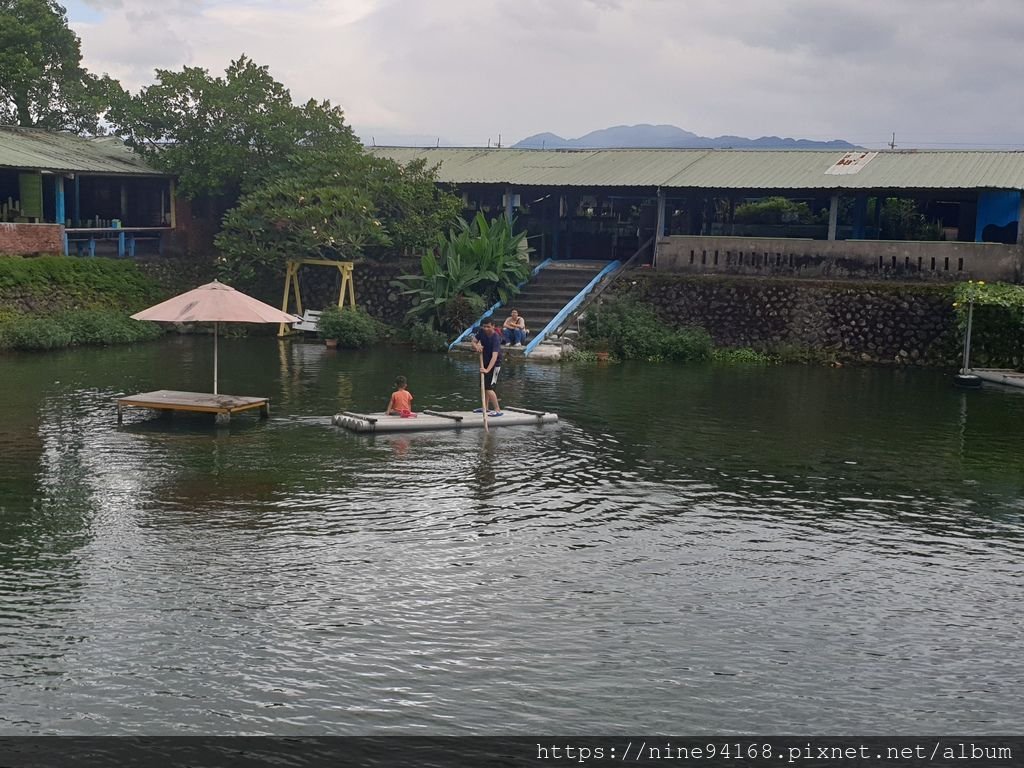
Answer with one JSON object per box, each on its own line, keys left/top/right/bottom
{"left": 502, "top": 309, "right": 527, "bottom": 346}
{"left": 471, "top": 319, "right": 503, "bottom": 416}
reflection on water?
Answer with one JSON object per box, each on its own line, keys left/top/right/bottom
{"left": 0, "top": 338, "right": 1023, "bottom": 734}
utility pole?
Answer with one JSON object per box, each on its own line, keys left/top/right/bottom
{"left": 889, "top": 132, "right": 897, "bottom": 150}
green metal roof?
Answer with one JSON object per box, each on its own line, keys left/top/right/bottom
{"left": 370, "top": 147, "right": 1024, "bottom": 191}
{"left": 0, "top": 126, "right": 166, "bottom": 176}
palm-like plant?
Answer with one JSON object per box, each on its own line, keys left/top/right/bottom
{"left": 393, "top": 213, "right": 532, "bottom": 333}
{"left": 447, "top": 213, "right": 531, "bottom": 303}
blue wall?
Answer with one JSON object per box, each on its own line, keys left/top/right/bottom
{"left": 975, "top": 191, "right": 1020, "bottom": 243}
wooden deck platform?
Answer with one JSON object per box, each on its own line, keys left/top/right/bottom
{"left": 117, "top": 390, "right": 270, "bottom": 424}
{"left": 971, "top": 369, "right": 1024, "bottom": 389}
{"left": 333, "top": 407, "right": 558, "bottom": 433}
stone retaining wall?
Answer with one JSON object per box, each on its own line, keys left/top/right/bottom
{"left": 290, "top": 259, "right": 415, "bottom": 326}
{"left": 614, "top": 273, "right": 960, "bottom": 365}
{"left": 356, "top": 260, "right": 416, "bottom": 325}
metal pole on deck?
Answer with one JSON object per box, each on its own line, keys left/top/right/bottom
{"left": 214, "top": 321, "right": 219, "bottom": 395}
{"left": 962, "top": 300, "right": 974, "bottom": 373}
{"left": 955, "top": 300, "right": 982, "bottom": 388}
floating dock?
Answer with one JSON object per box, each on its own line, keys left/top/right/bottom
{"left": 117, "top": 390, "right": 270, "bottom": 424}
{"left": 969, "top": 369, "right": 1024, "bottom": 390}
{"left": 333, "top": 407, "right": 558, "bottom": 433}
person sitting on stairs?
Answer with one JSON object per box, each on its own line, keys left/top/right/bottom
{"left": 502, "top": 309, "right": 528, "bottom": 346}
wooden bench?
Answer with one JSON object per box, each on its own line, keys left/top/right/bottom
{"left": 293, "top": 309, "right": 322, "bottom": 333}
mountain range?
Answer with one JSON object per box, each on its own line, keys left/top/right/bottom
{"left": 512, "top": 124, "right": 856, "bottom": 150}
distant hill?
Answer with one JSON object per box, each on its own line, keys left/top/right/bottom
{"left": 513, "top": 124, "right": 856, "bottom": 150}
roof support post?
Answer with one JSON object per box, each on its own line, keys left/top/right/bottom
{"left": 56, "top": 176, "right": 68, "bottom": 254}
{"left": 55, "top": 175, "right": 65, "bottom": 227}
{"left": 169, "top": 179, "right": 177, "bottom": 228}
{"left": 1017, "top": 192, "right": 1024, "bottom": 246}
{"left": 852, "top": 194, "right": 867, "bottom": 239}
{"left": 654, "top": 188, "right": 666, "bottom": 267}
{"left": 505, "top": 186, "right": 514, "bottom": 224}
{"left": 828, "top": 194, "right": 839, "bottom": 241}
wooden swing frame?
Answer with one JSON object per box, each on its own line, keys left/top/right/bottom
{"left": 278, "top": 259, "right": 356, "bottom": 336}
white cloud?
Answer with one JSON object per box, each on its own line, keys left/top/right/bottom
{"left": 69, "top": 0, "right": 1024, "bottom": 148}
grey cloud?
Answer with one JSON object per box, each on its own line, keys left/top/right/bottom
{"left": 72, "top": 0, "right": 1024, "bottom": 148}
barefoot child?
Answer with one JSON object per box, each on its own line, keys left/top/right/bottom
{"left": 385, "top": 375, "right": 417, "bottom": 418}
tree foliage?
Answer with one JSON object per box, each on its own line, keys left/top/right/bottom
{"left": 953, "top": 280, "right": 1024, "bottom": 327}
{"left": 734, "top": 197, "right": 813, "bottom": 225}
{"left": 878, "top": 198, "right": 943, "bottom": 241}
{"left": 953, "top": 280, "right": 1024, "bottom": 367}
{"left": 0, "top": 0, "right": 119, "bottom": 132}
{"left": 214, "top": 147, "right": 460, "bottom": 283}
{"left": 108, "top": 55, "right": 357, "bottom": 200}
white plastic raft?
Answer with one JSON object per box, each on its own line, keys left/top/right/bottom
{"left": 332, "top": 407, "right": 559, "bottom": 433}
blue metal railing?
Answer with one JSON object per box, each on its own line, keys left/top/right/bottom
{"left": 447, "top": 258, "right": 553, "bottom": 351}
{"left": 522, "top": 259, "right": 622, "bottom": 357}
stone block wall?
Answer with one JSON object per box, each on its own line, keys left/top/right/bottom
{"left": 356, "top": 260, "right": 416, "bottom": 325}
{"left": 615, "top": 273, "right": 960, "bottom": 365}
{"left": 287, "top": 259, "right": 416, "bottom": 326}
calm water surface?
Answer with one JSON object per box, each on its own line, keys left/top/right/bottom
{"left": 0, "top": 337, "right": 1022, "bottom": 734}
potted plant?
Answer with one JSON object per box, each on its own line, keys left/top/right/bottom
{"left": 318, "top": 305, "right": 344, "bottom": 348}
{"left": 590, "top": 338, "right": 611, "bottom": 361}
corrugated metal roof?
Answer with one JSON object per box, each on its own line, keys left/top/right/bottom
{"left": 0, "top": 126, "right": 165, "bottom": 176}
{"left": 371, "top": 147, "right": 711, "bottom": 187}
{"left": 370, "top": 147, "right": 1024, "bottom": 191}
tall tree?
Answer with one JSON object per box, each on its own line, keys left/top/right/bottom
{"left": 0, "top": 0, "right": 117, "bottom": 132}
{"left": 109, "top": 56, "right": 361, "bottom": 201}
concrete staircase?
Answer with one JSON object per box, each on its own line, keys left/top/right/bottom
{"left": 453, "top": 260, "right": 611, "bottom": 356}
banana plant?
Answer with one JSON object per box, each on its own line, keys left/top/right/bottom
{"left": 392, "top": 213, "right": 531, "bottom": 332}
{"left": 393, "top": 242, "right": 493, "bottom": 330}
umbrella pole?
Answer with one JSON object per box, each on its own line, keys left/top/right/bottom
{"left": 214, "top": 321, "right": 219, "bottom": 395}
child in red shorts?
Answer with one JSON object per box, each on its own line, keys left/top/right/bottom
{"left": 386, "top": 375, "right": 417, "bottom": 418}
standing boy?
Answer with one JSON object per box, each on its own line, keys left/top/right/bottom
{"left": 471, "top": 320, "right": 503, "bottom": 416}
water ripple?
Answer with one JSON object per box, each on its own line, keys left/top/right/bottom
{"left": 0, "top": 341, "right": 1022, "bottom": 734}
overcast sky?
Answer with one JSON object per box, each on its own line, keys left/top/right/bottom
{"left": 65, "top": 0, "right": 1024, "bottom": 149}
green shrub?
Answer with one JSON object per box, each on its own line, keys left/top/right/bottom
{"left": 3, "top": 318, "right": 74, "bottom": 350}
{"left": 0, "top": 309, "right": 164, "bottom": 351}
{"left": 408, "top": 322, "right": 449, "bottom": 352}
{"left": 769, "top": 343, "right": 836, "bottom": 365}
{"left": 561, "top": 348, "right": 600, "bottom": 362}
{"left": 0, "top": 256, "right": 161, "bottom": 310}
{"left": 318, "top": 305, "right": 381, "bottom": 348}
{"left": 580, "top": 297, "right": 712, "bottom": 362}
{"left": 317, "top": 305, "right": 344, "bottom": 339}
{"left": 57, "top": 309, "right": 165, "bottom": 346}
{"left": 712, "top": 347, "right": 776, "bottom": 364}
{"left": 440, "top": 293, "right": 486, "bottom": 333}
{"left": 661, "top": 328, "right": 713, "bottom": 362}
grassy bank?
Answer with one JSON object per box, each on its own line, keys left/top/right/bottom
{"left": 0, "top": 255, "right": 211, "bottom": 351}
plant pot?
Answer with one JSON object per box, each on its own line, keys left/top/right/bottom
{"left": 324, "top": 338, "right": 338, "bottom": 348}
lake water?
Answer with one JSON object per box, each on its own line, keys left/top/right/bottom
{"left": 1, "top": 337, "right": 1022, "bottom": 735}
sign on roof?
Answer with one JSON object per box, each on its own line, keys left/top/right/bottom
{"left": 825, "top": 151, "right": 878, "bottom": 175}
